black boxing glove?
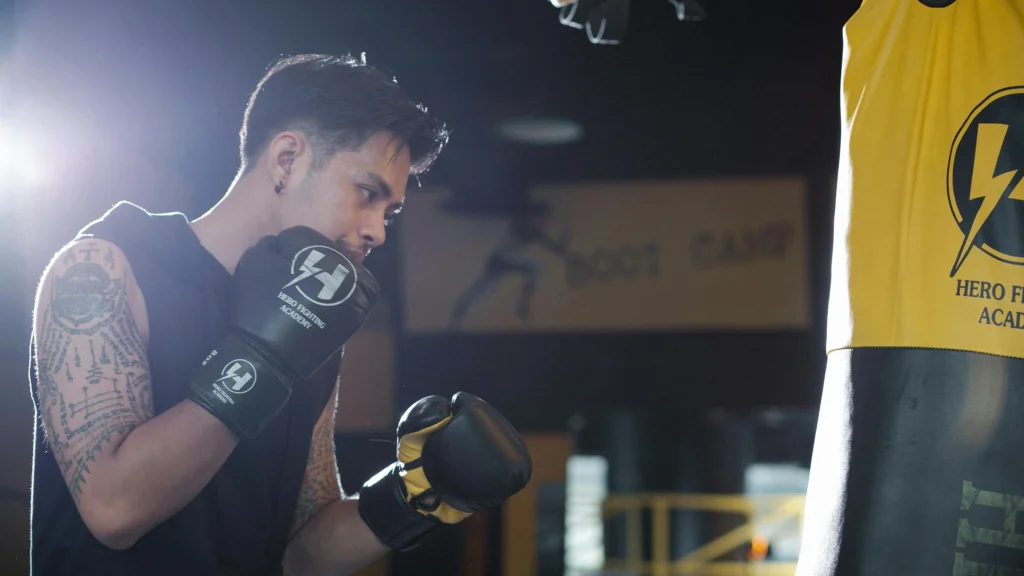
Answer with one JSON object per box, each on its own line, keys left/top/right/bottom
{"left": 188, "top": 226, "right": 379, "bottom": 439}
{"left": 358, "top": 393, "right": 532, "bottom": 551}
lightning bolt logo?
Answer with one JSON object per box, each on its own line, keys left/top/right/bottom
{"left": 285, "top": 247, "right": 352, "bottom": 304}
{"left": 284, "top": 246, "right": 355, "bottom": 306}
{"left": 285, "top": 250, "right": 325, "bottom": 289}
{"left": 217, "top": 361, "right": 255, "bottom": 393}
{"left": 950, "top": 122, "right": 1024, "bottom": 277}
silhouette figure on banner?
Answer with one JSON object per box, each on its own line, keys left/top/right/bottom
{"left": 449, "top": 203, "right": 571, "bottom": 327}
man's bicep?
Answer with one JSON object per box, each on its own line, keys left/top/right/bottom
{"left": 291, "top": 376, "right": 343, "bottom": 537}
{"left": 33, "top": 238, "right": 154, "bottom": 501}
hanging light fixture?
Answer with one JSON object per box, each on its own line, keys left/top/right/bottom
{"left": 551, "top": 0, "right": 705, "bottom": 45}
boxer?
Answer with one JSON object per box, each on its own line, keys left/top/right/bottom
{"left": 798, "top": 1, "right": 1024, "bottom": 574}
{"left": 28, "top": 54, "right": 531, "bottom": 576}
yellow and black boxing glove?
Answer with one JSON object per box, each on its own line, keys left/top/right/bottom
{"left": 358, "top": 393, "right": 532, "bottom": 551}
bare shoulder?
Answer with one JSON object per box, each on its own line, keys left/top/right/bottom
{"left": 35, "top": 238, "right": 149, "bottom": 340}
{"left": 33, "top": 237, "right": 153, "bottom": 501}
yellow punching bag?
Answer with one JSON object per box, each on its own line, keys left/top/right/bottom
{"left": 799, "top": 1, "right": 1024, "bottom": 574}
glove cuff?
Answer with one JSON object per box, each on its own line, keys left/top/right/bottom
{"left": 187, "top": 331, "right": 296, "bottom": 439}
{"left": 358, "top": 462, "right": 440, "bottom": 551}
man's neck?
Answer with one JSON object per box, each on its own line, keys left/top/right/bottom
{"left": 190, "top": 177, "right": 276, "bottom": 275}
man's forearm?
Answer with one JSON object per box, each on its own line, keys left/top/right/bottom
{"left": 92, "top": 399, "right": 239, "bottom": 548}
{"left": 283, "top": 499, "right": 389, "bottom": 576}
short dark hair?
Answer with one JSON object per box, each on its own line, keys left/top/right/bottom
{"left": 239, "top": 53, "right": 448, "bottom": 175}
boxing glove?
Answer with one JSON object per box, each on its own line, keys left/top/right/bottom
{"left": 188, "top": 226, "right": 379, "bottom": 439}
{"left": 358, "top": 393, "right": 532, "bottom": 551}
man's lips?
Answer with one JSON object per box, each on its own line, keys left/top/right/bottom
{"left": 340, "top": 246, "right": 366, "bottom": 264}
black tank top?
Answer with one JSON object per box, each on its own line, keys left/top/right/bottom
{"left": 29, "top": 202, "right": 337, "bottom": 575}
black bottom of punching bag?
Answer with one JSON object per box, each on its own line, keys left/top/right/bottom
{"left": 798, "top": 347, "right": 1024, "bottom": 576}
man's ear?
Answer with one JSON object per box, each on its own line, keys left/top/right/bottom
{"left": 265, "top": 131, "right": 307, "bottom": 192}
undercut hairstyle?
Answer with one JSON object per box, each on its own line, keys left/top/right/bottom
{"left": 239, "top": 53, "right": 448, "bottom": 175}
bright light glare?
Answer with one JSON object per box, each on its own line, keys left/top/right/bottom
{"left": 0, "top": 122, "right": 51, "bottom": 190}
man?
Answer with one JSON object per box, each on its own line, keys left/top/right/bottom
{"left": 28, "top": 53, "right": 532, "bottom": 575}
{"left": 797, "top": 1, "right": 1024, "bottom": 574}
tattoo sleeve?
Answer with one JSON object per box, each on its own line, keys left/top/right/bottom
{"left": 290, "top": 377, "right": 343, "bottom": 537}
{"left": 33, "top": 239, "right": 154, "bottom": 501}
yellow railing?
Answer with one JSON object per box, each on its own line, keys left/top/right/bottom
{"left": 602, "top": 493, "right": 806, "bottom": 576}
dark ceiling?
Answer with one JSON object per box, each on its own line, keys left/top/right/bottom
{"left": 8, "top": 0, "right": 862, "bottom": 212}
{"left": 300, "top": 0, "right": 861, "bottom": 211}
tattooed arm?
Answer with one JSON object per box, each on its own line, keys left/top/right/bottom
{"left": 282, "top": 377, "right": 388, "bottom": 576}
{"left": 34, "top": 239, "right": 239, "bottom": 550}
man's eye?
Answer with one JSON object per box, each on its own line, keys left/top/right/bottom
{"left": 360, "top": 187, "right": 376, "bottom": 201}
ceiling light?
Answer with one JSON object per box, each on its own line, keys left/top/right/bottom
{"left": 496, "top": 116, "right": 584, "bottom": 146}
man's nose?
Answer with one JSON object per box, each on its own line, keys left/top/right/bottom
{"left": 361, "top": 218, "right": 386, "bottom": 249}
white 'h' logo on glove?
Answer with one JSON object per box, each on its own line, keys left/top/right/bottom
{"left": 284, "top": 249, "right": 350, "bottom": 301}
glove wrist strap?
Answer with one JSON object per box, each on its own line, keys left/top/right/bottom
{"left": 187, "top": 331, "right": 296, "bottom": 439}
{"left": 358, "top": 462, "right": 440, "bottom": 551}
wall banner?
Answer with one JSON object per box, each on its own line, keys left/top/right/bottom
{"left": 400, "top": 178, "right": 810, "bottom": 333}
